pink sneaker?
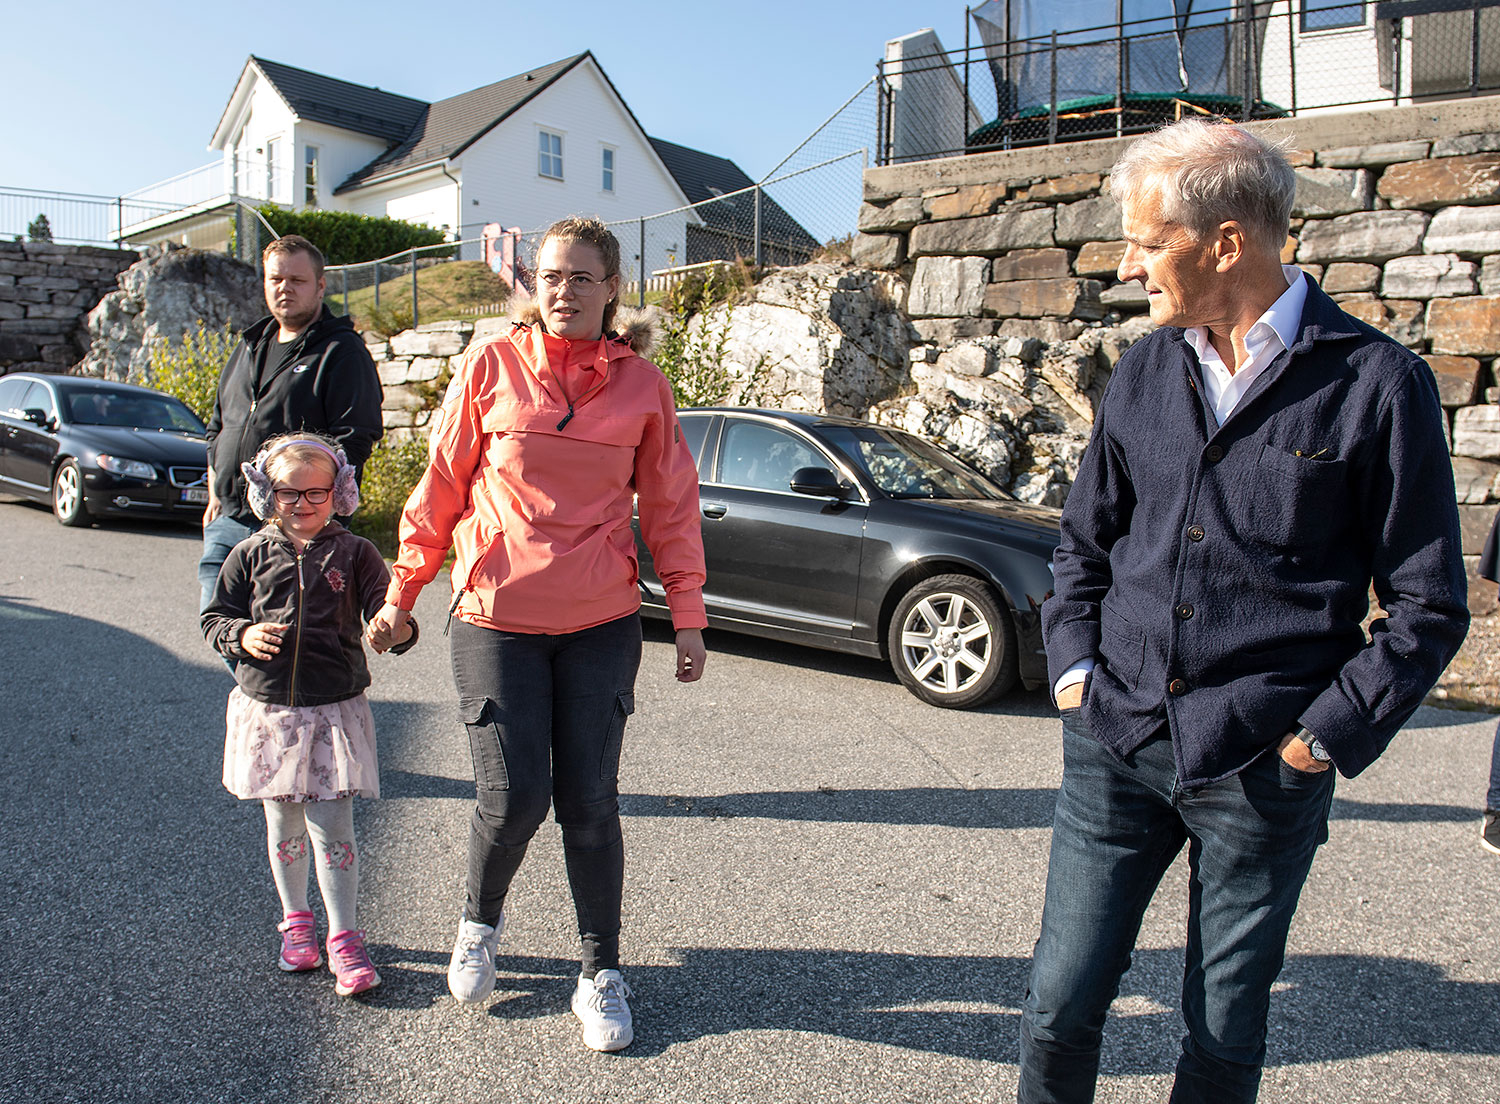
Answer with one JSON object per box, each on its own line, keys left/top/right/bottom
{"left": 277, "top": 911, "right": 322, "bottom": 972}
{"left": 327, "top": 929, "right": 381, "bottom": 997}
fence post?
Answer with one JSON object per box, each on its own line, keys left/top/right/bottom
{"left": 638, "top": 217, "right": 646, "bottom": 309}
{"left": 342, "top": 269, "right": 349, "bottom": 317}
{"left": 374, "top": 260, "right": 381, "bottom": 310}
{"left": 411, "top": 248, "right": 419, "bottom": 329}
{"left": 114, "top": 197, "right": 123, "bottom": 248}
{"left": 753, "top": 185, "right": 762, "bottom": 268}
{"left": 1049, "top": 31, "right": 1059, "bottom": 144}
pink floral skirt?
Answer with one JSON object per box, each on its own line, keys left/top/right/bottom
{"left": 222, "top": 688, "right": 379, "bottom": 802}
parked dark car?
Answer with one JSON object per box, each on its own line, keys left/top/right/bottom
{"left": 634, "top": 408, "right": 1062, "bottom": 709}
{"left": 0, "top": 373, "right": 209, "bottom": 528}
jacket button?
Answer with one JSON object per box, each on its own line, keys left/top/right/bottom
{"left": 1187, "top": 524, "right": 1205, "bottom": 542}
{"left": 1168, "top": 678, "right": 1188, "bottom": 696}
{"left": 1205, "top": 445, "right": 1224, "bottom": 463}
{"left": 1175, "top": 603, "right": 1194, "bottom": 619}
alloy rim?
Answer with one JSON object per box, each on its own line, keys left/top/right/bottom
{"left": 55, "top": 467, "right": 79, "bottom": 517}
{"left": 899, "top": 592, "right": 993, "bottom": 695}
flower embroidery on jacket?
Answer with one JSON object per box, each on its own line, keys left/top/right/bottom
{"left": 325, "top": 567, "right": 346, "bottom": 593}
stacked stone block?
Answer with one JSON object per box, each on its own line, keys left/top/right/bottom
{"left": 368, "top": 317, "right": 511, "bottom": 440}
{"left": 854, "top": 100, "right": 1500, "bottom": 596}
{"left": 0, "top": 241, "right": 138, "bottom": 375}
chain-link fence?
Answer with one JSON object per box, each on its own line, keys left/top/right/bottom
{"left": 879, "top": 0, "right": 1500, "bottom": 163}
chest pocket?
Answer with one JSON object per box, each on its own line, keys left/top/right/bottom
{"left": 1244, "top": 443, "right": 1348, "bottom": 555}
{"left": 481, "top": 405, "right": 647, "bottom": 448}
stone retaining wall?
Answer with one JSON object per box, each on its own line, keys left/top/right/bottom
{"left": 0, "top": 241, "right": 138, "bottom": 375}
{"left": 854, "top": 96, "right": 1500, "bottom": 608}
{"left": 366, "top": 317, "right": 514, "bottom": 439}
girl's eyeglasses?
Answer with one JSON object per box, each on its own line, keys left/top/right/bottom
{"left": 273, "top": 487, "right": 333, "bottom": 505}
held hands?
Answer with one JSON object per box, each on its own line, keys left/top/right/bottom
{"left": 675, "top": 628, "right": 706, "bottom": 683}
{"left": 241, "top": 621, "right": 289, "bottom": 661}
{"left": 366, "top": 602, "right": 412, "bottom": 654}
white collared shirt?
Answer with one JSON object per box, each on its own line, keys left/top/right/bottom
{"left": 1184, "top": 265, "right": 1308, "bottom": 426}
{"left": 1051, "top": 265, "right": 1308, "bottom": 702}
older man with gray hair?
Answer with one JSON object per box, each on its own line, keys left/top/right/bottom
{"left": 1020, "top": 118, "right": 1469, "bottom": 1102}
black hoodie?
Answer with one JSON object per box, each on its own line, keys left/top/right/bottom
{"left": 206, "top": 306, "right": 384, "bottom": 524}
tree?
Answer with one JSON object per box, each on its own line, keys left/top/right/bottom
{"left": 27, "top": 214, "right": 53, "bottom": 243}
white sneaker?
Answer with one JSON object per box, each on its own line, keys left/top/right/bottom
{"left": 447, "top": 915, "right": 503, "bottom": 1004}
{"left": 572, "top": 969, "right": 634, "bottom": 1052}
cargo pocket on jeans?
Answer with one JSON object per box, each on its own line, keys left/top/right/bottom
{"left": 599, "top": 690, "right": 634, "bottom": 782}
{"left": 460, "top": 697, "right": 510, "bottom": 791}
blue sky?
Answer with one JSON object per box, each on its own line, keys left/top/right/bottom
{"left": 5, "top": 0, "right": 972, "bottom": 198}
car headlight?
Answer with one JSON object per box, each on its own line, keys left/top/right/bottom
{"left": 96, "top": 455, "right": 158, "bottom": 480}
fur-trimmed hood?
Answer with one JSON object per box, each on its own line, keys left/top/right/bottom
{"left": 513, "top": 301, "right": 657, "bottom": 358}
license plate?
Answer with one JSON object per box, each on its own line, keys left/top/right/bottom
{"left": 181, "top": 487, "right": 209, "bottom": 504}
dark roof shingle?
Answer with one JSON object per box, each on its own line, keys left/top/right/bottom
{"left": 251, "top": 56, "right": 428, "bottom": 144}
{"left": 334, "top": 54, "right": 587, "bottom": 193}
{"left": 648, "top": 137, "right": 819, "bottom": 251}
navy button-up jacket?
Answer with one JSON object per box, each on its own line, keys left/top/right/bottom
{"left": 1043, "top": 276, "right": 1469, "bottom": 785}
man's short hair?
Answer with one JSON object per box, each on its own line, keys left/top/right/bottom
{"left": 1109, "top": 118, "right": 1296, "bottom": 254}
{"left": 263, "top": 234, "right": 326, "bottom": 281}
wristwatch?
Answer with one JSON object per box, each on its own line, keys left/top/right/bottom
{"left": 1295, "top": 726, "right": 1331, "bottom": 763}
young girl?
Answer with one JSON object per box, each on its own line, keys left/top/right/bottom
{"left": 202, "top": 433, "right": 416, "bottom": 997}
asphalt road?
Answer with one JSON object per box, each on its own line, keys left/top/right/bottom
{"left": 1, "top": 497, "right": 1496, "bottom": 1104}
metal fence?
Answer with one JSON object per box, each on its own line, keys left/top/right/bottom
{"left": 878, "top": 0, "right": 1500, "bottom": 164}
{"left": 0, "top": 185, "right": 181, "bottom": 248}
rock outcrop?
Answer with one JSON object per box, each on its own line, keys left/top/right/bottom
{"left": 79, "top": 246, "right": 263, "bottom": 382}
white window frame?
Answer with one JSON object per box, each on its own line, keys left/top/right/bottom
{"left": 601, "top": 145, "right": 616, "bottom": 193}
{"left": 1299, "top": 0, "right": 1366, "bottom": 33}
{"left": 266, "top": 136, "right": 281, "bottom": 201}
{"left": 304, "top": 144, "right": 319, "bottom": 208}
{"left": 538, "top": 128, "right": 564, "bottom": 181}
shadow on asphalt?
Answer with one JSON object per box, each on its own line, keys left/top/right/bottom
{"left": 622, "top": 788, "right": 1057, "bottom": 829}
{"left": 341, "top": 944, "right": 1500, "bottom": 1068}
{"left": 1328, "top": 796, "right": 1477, "bottom": 822}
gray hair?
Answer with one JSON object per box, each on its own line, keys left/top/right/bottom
{"left": 1109, "top": 118, "right": 1296, "bottom": 254}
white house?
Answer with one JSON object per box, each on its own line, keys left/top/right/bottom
{"left": 121, "top": 52, "right": 784, "bottom": 277}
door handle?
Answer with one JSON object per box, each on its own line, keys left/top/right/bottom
{"left": 702, "top": 503, "right": 727, "bottom": 519}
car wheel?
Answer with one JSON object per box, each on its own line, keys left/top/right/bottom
{"left": 887, "top": 574, "right": 1017, "bottom": 708}
{"left": 52, "top": 460, "right": 92, "bottom": 527}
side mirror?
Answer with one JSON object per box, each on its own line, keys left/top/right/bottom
{"left": 789, "top": 466, "right": 848, "bottom": 498}
{"left": 22, "top": 407, "right": 49, "bottom": 427}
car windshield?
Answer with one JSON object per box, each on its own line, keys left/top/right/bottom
{"left": 819, "top": 425, "right": 1008, "bottom": 500}
{"left": 66, "top": 389, "right": 204, "bottom": 433}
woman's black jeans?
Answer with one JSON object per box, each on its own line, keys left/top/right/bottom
{"left": 450, "top": 613, "right": 642, "bottom": 975}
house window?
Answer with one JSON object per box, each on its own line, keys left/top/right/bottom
{"left": 539, "top": 130, "right": 563, "bottom": 180}
{"left": 602, "top": 147, "right": 615, "bottom": 192}
{"left": 266, "top": 137, "right": 281, "bottom": 201}
{"left": 304, "top": 145, "right": 319, "bottom": 208}
{"left": 1301, "top": 0, "right": 1364, "bottom": 31}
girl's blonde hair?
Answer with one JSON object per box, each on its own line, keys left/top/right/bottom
{"left": 259, "top": 433, "right": 341, "bottom": 484}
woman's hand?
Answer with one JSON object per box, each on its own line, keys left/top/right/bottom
{"left": 675, "top": 628, "right": 706, "bottom": 683}
{"left": 241, "top": 621, "right": 289, "bottom": 661}
{"left": 367, "top": 603, "right": 412, "bottom": 654}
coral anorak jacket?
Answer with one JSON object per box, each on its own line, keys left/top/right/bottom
{"left": 386, "top": 321, "right": 706, "bottom": 635}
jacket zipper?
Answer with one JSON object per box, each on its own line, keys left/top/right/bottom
{"left": 445, "top": 530, "right": 500, "bottom": 635}
{"left": 289, "top": 548, "right": 306, "bottom": 702}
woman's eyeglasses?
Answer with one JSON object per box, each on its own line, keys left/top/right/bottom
{"left": 538, "top": 271, "right": 608, "bottom": 295}
{"left": 273, "top": 487, "right": 333, "bottom": 505}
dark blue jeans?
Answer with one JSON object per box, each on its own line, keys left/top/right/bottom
{"left": 1488, "top": 718, "right": 1500, "bottom": 811}
{"left": 1017, "top": 710, "right": 1335, "bottom": 1104}
{"left": 198, "top": 514, "right": 257, "bottom": 612}
{"left": 449, "top": 613, "right": 642, "bottom": 976}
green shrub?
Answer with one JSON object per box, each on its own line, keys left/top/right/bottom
{"left": 349, "top": 435, "right": 431, "bottom": 557}
{"left": 257, "top": 205, "right": 452, "bottom": 266}
{"left": 654, "top": 264, "right": 766, "bottom": 407}
{"left": 148, "top": 320, "right": 238, "bottom": 421}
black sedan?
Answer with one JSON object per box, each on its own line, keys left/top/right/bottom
{"left": 635, "top": 408, "right": 1062, "bottom": 709}
{"left": 0, "top": 373, "right": 209, "bottom": 528}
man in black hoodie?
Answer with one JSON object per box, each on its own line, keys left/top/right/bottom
{"left": 198, "top": 235, "right": 384, "bottom": 609}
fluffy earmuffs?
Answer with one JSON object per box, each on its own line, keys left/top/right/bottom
{"left": 241, "top": 438, "right": 360, "bottom": 521}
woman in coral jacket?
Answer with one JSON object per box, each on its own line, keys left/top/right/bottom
{"left": 367, "top": 217, "right": 706, "bottom": 1053}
